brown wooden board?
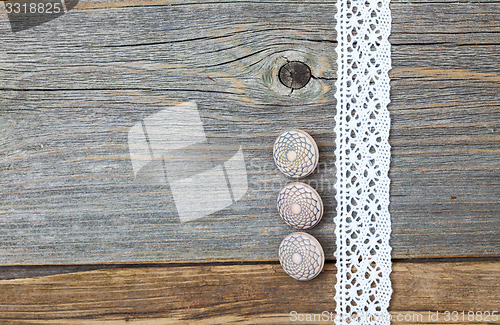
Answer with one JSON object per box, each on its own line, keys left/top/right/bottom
{"left": 0, "top": 1, "right": 499, "bottom": 264}
{"left": 0, "top": 260, "right": 498, "bottom": 323}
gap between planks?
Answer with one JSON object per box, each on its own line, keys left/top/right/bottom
{"left": 1, "top": 255, "right": 500, "bottom": 280}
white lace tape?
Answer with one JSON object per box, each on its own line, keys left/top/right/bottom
{"left": 334, "top": 0, "right": 392, "bottom": 322}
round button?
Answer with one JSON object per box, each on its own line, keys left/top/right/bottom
{"left": 277, "top": 182, "right": 323, "bottom": 229}
{"left": 279, "top": 232, "right": 324, "bottom": 281}
{"left": 273, "top": 129, "right": 319, "bottom": 178}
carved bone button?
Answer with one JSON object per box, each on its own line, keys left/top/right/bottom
{"left": 273, "top": 129, "right": 319, "bottom": 178}
{"left": 279, "top": 232, "right": 325, "bottom": 281}
{"left": 277, "top": 182, "right": 323, "bottom": 229}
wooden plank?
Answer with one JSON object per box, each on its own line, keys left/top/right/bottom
{"left": 0, "top": 1, "right": 499, "bottom": 264}
{"left": 0, "top": 260, "right": 498, "bottom": 323}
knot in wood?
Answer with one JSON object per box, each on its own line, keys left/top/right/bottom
{"left": 278, "top": 61, "right": 312, "bottom": 90}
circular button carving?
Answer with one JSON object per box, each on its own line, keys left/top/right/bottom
{"left": 273, "top": 129, "right": 319, "bottom": 178}
{"left": 279, "top": 232, "right": 324, "bottom": 281}
{"left": 277, "top": 182, "right": 323, "bottom": 229}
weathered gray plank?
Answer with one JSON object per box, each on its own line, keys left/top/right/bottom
{"left": 0, "top": 1, "right": 499, "bottom": 264}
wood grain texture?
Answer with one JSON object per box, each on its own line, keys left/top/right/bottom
{"left": 0, "top": 260, "right": 498, "bottom": 324}
{"left": 0, "top": 0, "right": 499, "bottom": 264}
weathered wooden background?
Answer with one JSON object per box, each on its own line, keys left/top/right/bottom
{"left": 0, "top": 0, "right": 499, "bottom": 323}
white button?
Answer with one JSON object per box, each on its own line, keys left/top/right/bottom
{"left": 279, "top": 232, "right": 325, "bottom": 281}
{"left": 277, "top": 182, "right": 323, "bottom": 229}
{"left": 273, "top": 129, "right": 319, "bottom": 178}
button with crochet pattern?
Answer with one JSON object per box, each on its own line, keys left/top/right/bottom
{"left": 279, "top": 232, "right": 324, "bottom": 281}
{"left": 277, "top": 182, "right": 323, "bottom": 229}
{"left": 273, "top": 129, "right": 319, "bottom": 178}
